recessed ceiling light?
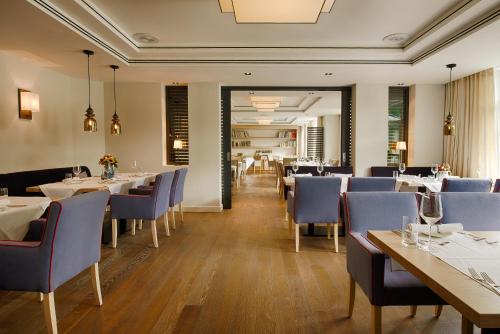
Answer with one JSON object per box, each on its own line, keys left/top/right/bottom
{"left": 249, "top": 91, "right": 255, "bottom": 95}
{"left": 133, "top": 33, "right": 159, "bottom": 44}
{"left": 308, "top": 92, "right": 315, "bottom": 95}
{"left": 382, "top": 33, "right": 409, "bottom": 43}
{"left": 396, "top": 83, "right": 406, "bottom": 86}
{"left": 324, "top": 73, "right": 333, "bottom": 76}
{"left": 244, "top": 72, "right": 252, "bottom": 76}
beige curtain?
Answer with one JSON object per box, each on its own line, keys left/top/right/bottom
{"left": 444, "top": 68, "right": 497, "bottom": 178}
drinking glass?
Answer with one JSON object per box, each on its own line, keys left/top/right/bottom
{"left": 0, "top": 188, "right": 8, "bottom": 197}
{"left": 292, "top": 162, "right": 299, "bottom": 175}
{"left": 72, "top": 164, "right": 81, "bottom": 178}
{"left": 317, "top": 162, "right": 324, "bottom": 176}
{"left": 325, "top": 172, "right": 331, "bottom": 177}
{"left": 419, "top": 193, "right": 443, "bottom": 252}
{"left": 431, "top": 164, "right": 439, "bottom": 180}
{"left": 399, "top": 162, "right": 406, "bottom": 176}
{"left": 401, "top": 216, "right": 418, "bottom": 246}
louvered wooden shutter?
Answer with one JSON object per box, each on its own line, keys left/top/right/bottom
{"left": 166, "top": 86, "right": 189, "bottom": 165}
{"left": 307, "top": 127, "right": 324, "bottom": 159}
{"left": 387, "top": 87, "right": 409, "bottom": 166}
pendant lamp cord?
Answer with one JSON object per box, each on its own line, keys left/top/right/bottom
{"left": 113, "top": 67, "right": 117, "bottom": 116}
{"left": 447, "top": 66, "right": 452, "bottom": 117}
{"left": 87, "top": 53, "right": 91, "bottom": 108}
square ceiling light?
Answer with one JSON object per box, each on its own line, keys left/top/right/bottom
{"left": 251, "top": 96, "right": 281, "bottom": 110}
{"left": 219, "top": 0, "right": 335, "bottom": 23}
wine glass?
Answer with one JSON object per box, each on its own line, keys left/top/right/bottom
{"left": 431, "top": 164, "right": 439, "bottom": 180}
{"left": 317, "top": 162, "right": 324, "bottom": 176}
{"left": 292, "top": 161, "right": 299, "bottom": 175}
{"left": 419, "top": 193, "right": 443, "bottom": 252}
{"left": 399, "top": 162, "right": 406, "bottom": 176}
{"left": 72, "top": 164, "right": 81, "bottom": 178}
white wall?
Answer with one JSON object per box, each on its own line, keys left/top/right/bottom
{"left": 412, "top": 84, "right": 445, "bottom": 165}
{"left": 352, "top": 84, "right": 389, "bottom": 176}
{"left": 323, "top": 115, "right": 341, "bottom": 163}
{"left": 186, "top": 83, "right": 222, "bottom": 211}
{"left": 0, "top": 51, "right": 105, "bottom": 174}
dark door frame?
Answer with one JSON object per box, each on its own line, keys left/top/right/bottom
{"left": 221, "top": 86, "right": 353, "bottom": 209}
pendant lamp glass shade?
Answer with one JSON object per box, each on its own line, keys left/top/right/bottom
{"left": 110, "top": 65, "right": 122, "bottom": 135}
{"left": 83, "top": 50, "right": 97, "bottom": 132}
{"left": 443, "top": 63, "right": 456, "bottom": 136}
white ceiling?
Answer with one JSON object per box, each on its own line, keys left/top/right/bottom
{"left": 0, "top": 0, "right": 499, "bottom": 85}
{"left": 231, "top": 90, "right": 341, "bottom": 125}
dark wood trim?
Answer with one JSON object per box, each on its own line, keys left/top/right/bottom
{"left": 221, "top": 88, "right": 232, "bottom": 209}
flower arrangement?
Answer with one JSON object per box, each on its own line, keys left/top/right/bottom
{"left": 438, "top": 163, "right": 451, "bottom": 172}
{"left": 99, "top": 154, "right": 118, "bottom": 168}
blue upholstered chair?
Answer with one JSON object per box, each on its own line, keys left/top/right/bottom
{"left": 493, "top": 179, "right": 500, "bottom": 192}
{"left": 441, "top": 178, "right": 492, "bottom": 192}
{"left": 0, "top": 191, "right": 109, "bottom": 334}
{"left": 344, "top": 192, "right": 445, "bottom": 333}
{"left": 347, "top": 177, "right": 396, "bottom": 192}
{"left": 110, "top": 172, "right": 174, "bottom": 248}
{"left": 441, "top": 192, "right": 500, "bottom": 229}
{"left": 287, "top": 177, "right": 342, "bottom": 252}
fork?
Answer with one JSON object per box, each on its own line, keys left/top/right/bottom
{"left": 468, "top": 268, "right": 500, "bottom": 295}
{"left": 481, "top": 272, "right": 500, "bottom": 288}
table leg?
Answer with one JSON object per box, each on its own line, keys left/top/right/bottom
{"left": 461, "top": 316, "right": 473, "bottom": 334}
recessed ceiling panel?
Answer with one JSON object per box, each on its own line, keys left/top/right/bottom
{"left": 231, "top": 0, "right": 326, "bottom": 24}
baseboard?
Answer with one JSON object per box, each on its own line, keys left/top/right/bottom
{"left": 182, "top": 205, "right": 223, "bottom": 213}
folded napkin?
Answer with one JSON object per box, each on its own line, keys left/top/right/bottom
{"left": 0, "top": 198, "right": 10, "bottom": 207}
{"left": 294, "top": 173, "right": 313, "bottom": 177}
{"left": 409, "top": 223, "right": 463, "bottom": 234}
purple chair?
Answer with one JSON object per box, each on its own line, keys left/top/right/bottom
{"left": 347, "top": 177, "right": 396, "bottom": 192}
{"left": 441, "top": 178, "right": 492, "bottom": 192}
{"left": 441, "top": 192, "right": 500, "bottom": 229}
{"left": 287, "top": 177, "right": 342, "bottom": 253}
{"left": 0, "top": 191, "right": 110, "bottom": 334}
{"left": 493, "top": 179, "right": 500, "bottom": 192}
{"left": 343, "top": 192, "right": 445, "bottom": 333}
{"left": 110, "top": 172, "right": 174, "bottom": 248}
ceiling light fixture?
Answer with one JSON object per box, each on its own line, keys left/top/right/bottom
{"left": 443, "top": 63, "right": 457, "bottom": 136}
{"left": 244, "top": 72, "right": 252, "bottom": 76}
{"left": 257, "top": 108, "right": 275, "bottom": 112}
{"left": 219, "top": 0, "right": 335, "bottom": 23}
{"left": 324, "top": 72, "right": 333, "bottom": 76}
{"left": 251, "top": 96, "right": 281, "bottom": 110}
{"left": 257, "top": 119, "right": 272, "bottom": 125}
{"left": 133, "top": 33, "right": 159, "bottom": 43}
{"left": 110, "top": 65, "right": 122, "bottom": 135}
{"left": 83, "top": 49, "right": 97, "bottom": 132}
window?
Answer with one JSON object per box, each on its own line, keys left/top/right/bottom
{"left": 387, "top": 87, "right": 409, "bottom": 166}
{"left": 166, "top": 86, "right": 189, "bottom": 165}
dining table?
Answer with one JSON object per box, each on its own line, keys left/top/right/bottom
{"left": 367, "top": 230, "right": 500, "bottom": 333}
{"left": 33, "top": 173, "right": 157, "bottom": 200}
{"left": 0, "top": 196, "right": 51, "bottom": 240}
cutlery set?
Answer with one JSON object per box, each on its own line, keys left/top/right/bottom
{"left": 468, "top": 267, "right": 500, "bottom": 295}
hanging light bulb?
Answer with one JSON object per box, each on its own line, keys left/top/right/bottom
{"left": 83, "top": 50, "right": 97, "bottom": 132}
{"left": 443, "top": 63, "right": 456, "bottom": 136}
{"left": 110, "top": 65, "right": 122, "bottom": 135}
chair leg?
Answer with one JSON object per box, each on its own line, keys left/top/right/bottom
{"left": 138, "top": 219, "right": 143, "bottom": 230}
{"left": 410, "top": 305, "right": 417, "bottom": 317}
{"left": 131, "top": 219, "right": 136, "bottom": 236}
{"left": 111, "top": 219, "right": 118, "bottom": 248}
{"left": 348, "top": 274, "right": 355, "bottom": 318}
{"left": 90, "top": 263, "right": 103, "bottom": 306}
{"left": 151, "top": 220, "right": 159, "bottom": 248}
{"left": 39, "top": 293, "right": 44, "bottom": 302}
{"left": 171, "top": 207, "right": 176, "bottom": 230}
{"left": 327, "top": 224, "right": 331, "bottom": 239}
{"left": 288, "top": 216, "right": 293, "bottom": 239}
{"left": 370, "top": 305, "right": 382, "bottom": 334}
{"left": 285, "top": 206, "right": 288, "bottom": 221}
{"left": 295, "top": 223, "right": 300, "bottom": 253}
{"left": 334, "top": 223, "right": 339, "bottom": 253}
{"left": 434, "top": 305, "right": 443, "bottom": 318}
{"left": 42, "top": 292, "right": 57, "bottom": 334}
{"left": 180, "top": 202, "right": 184, "bottom": 223}
{"left": 164, "top": 213, "right": 170, "bottom": 236}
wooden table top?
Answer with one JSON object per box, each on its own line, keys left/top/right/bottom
{"left": 367, "top": 230, "right": 500, "bottom": 329}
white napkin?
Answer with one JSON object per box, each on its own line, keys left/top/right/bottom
{"left": 409, "top": 223, "right": 464, "bottom": 234}
{"left": 0, "top": 198, "right": 10, "bottom": 206}
{"left": 294, "top": 173, "right": 313, "bottom": 177}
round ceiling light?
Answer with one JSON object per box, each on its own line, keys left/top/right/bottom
{"left": 244, "top": 72, "right": 252, "bottom": 76}
{"left": 382, "top": 33, "right": 410, "bottom": 43}
{"left": 133, "top": 33, "right": 159, "bottom": 43}
{"left": 324, "top": 72, "right": 333, "bottom": 76}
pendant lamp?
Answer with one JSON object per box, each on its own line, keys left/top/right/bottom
{"left": 83, "top": 50, "right": 97, "bottom": 132}
{"left": 443, "top": 63, "right": 456, "bottom": 136}
{"left": 110, "top": 65, "right": 122, "bottom": 135}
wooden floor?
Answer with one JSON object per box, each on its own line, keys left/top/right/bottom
{"left": 0, "top": 173, "right": 468, "bottom": 333}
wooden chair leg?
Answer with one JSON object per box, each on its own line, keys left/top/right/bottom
{"left": 39, "top": 293, "right": 44, "bottom": 302}
{"left": 295, "top": 223, "right": 300, "bottom": 253}
{"left": 131, "top": 219, "right": 136, "bottom": 236}
{"left": 111, "top": 219, "right": 118, "bottom": 248}
{"left": 164, "top": 213, "right": 170, "bottom": 237}
{"left": 151, "top": 220, "right": 159, "bottom": 248}
{"left": 334, "top": 223, "right": 339, "bottom": 253}
{"left": 288, "top": 216, "right": 292, "bottom": 239}
{"left": 171, "top": 207, "right": 176, "bottom": 230}
{"left": 180, "top": 202, "right": 184, "bottom": 223}
{"left": 138, "top": 219, "right": 143, "bottom": 230}
{"left": 370, "top": 305, "right": 382, "bottom": 334}
{"left": 348, "top": 274, "right": 355, "bottom": 318}
{"left": 327, "top": 224, "right": 331, "bottom": 239}
{"left": 90, "top": 263, "right": 103, "bottom": 306}
{"left": 285, "top": 206, "right": 288, "bottom": 221}
{"left": 434, "top": 305, "right": 443, "bottom": 318}
{"left": 410, "top": 305, "right": 417, "bottom": 317}
{"left": 42, "top": 292, "right": 57, "bottom": 334}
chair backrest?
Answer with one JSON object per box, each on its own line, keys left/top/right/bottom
{"left": 42, "top": 190, "right": 109, "bottom": 292}
{"left": 347, "top": 177, "right": 396, "bottom": 192}
{"left": 441, "top": 178, "right": 492, "bottom": 192}
{"left": 440, "top": 192, "right": 500, "bottom": 229}
{"left": 344, "top": 192, "right": 418, "bottom": 236}
{"left": 170, "top": 168, "right": 188, "bottom": 206}
{"left": 494, "top": 179, "right": 500, "bottom": 192}
{"left": 151, "top": 172, "right": 175, "bottom": 217}
{"left": 371, "top": 166, "right": 432, "bottom": 177}
{"left": 294, "top": 177, "right": 342, "bottom": 224}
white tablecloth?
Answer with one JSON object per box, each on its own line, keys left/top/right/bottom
{"left": 0, "top": 197, "right": 51, "bottom": 240}
{"left": 396, "top": 178, "right": 442, "bottom": 193}
{"left": 39, "top": 173, "right": 156, "bottom": 200}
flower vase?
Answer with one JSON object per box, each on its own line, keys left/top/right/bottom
{"left": 101, "top": 164, "right": 115, "bottom": 180}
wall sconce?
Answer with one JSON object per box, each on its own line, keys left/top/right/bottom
{"left": 18, "top": 89, "right": 40, "bottom": 119}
